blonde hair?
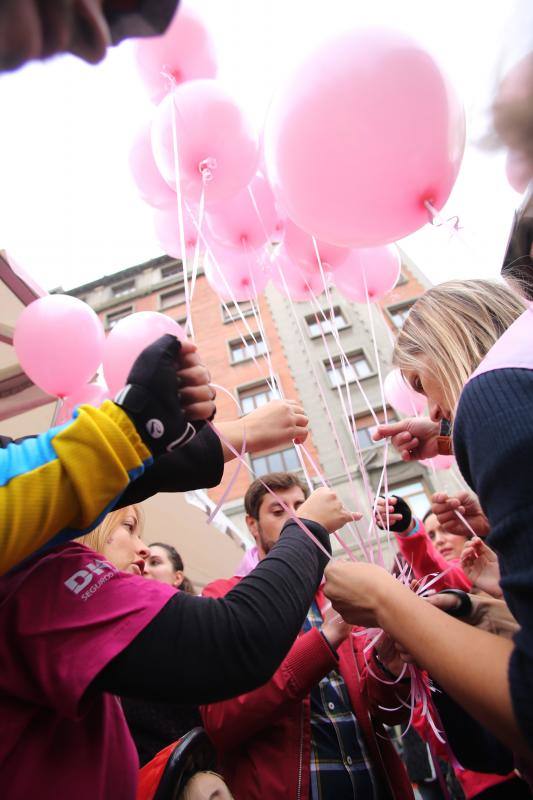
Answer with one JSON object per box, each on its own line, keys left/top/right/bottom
{"left": 393, "top": 279, "right": 526, "bottom": 415}
{"left": 77, "top": 505, "right": 144, "bottom": 555}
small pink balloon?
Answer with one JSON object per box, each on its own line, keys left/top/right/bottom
{"left": 265, "top": 27, "right": 465, "bottom": 247}
{"left": 14, "top": 295, "right": 105, "bottom": 398}
{"left": 421, "top": 454, "right": 455, "bottom": 471}
{"left": 384, "top": 369, "right": 426, "bottom": 416}
{"left": 205, "top": 244, "right": 268, "bottom": 302}
{"left": 283, "top": 218, "right": 349, "bottom": 274}
{"left": 151, "top": 80, "right": 259, "bottom": 207}
{"left": 103, "top": 311, "right": 185, "bottom": 395}
{"left": 57, "top": 382, "right": 110, "bottom": 425}
{"left": 269, "top": 250, "right": 326, "bottom": 302}
{"left": 505, "top": 149, "right": 532, "bottom": 194}
{"left": 153, "top": 205, "right": 199, "bottom": 259}
{"left": 133, "top": 7, "right": 218, "bottom": 104}
{"left": 332, "top": 246, "right": 401, "bottom": 303}
{"left": 129, "top": 122, "right": 177, "bottom": 209}
{"left": 207, "top": 174, "right": 278, "bottom": 250}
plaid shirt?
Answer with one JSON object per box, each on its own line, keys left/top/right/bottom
{"left": 304, "top": 602, "right": 380, "bottom": 800}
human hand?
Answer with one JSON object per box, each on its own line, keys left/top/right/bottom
{"left": 431, "top": 491, "right": 490, "bottom": 538}
{"left": 296, "top": 488, "right": 361, "bottom": 533}
{"left": 323, "top": 561, "right": 401, "bottom": 628}
{"left": 461, "top": 537, "right": 502, "bottom": 597}
{"left": 175, "top": 341, "right": 216, "bottom": 422}
{"left": 372, "top": 417, "right": 439, "bottom": 461}
{"left": 243, "top": 398, "right": 309, "bottom": 451}
{"left": 374, "top": 495, "right": 414, "bottom": 534}
{"left": 374, "top": 632, "right": 413, "bottom": 673}
{"left": 321, "top": 604, "right": 352, "bottom": 650}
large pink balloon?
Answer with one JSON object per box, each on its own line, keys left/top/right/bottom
{"left": 269, "top": 250, "right": 326, "bottom": 302}
{"left": 57, "top": 382, "right": 110, "bottom": 425}
{"left": 505, "top": 149, "right": 531, "bottom": 194}
{"left": 151, "top": 80, "right": 259, "bottom": 207}
{"left": 283, "top": 218, "right": 349, "bottom": 274}
{"left": 205, "top": 244, "right": 268, "bottom": 302}
{"left": 207, "top": 174, "right": 278, "bottom": 250}
{"left": 133, "top": 8, "right": 218, "bottom": 104}
{"left": 384, "top": 369, "right": 426, "bottom": 416}
{"left": 14, "top": 295, "right": 105, "bottom": 398}
{"left": 332, "top": 246, "right": 401, "bottom": 303}
{"left": 129, "top": 122, "right": 177, "bottom": 209}
{"left": 103, "top": 312, "right": 185, "bottom": 396}
{"left": 265, "top": 28, "right": 465, "bottom": 247}
{"left": 153, "top": 205, "right": 199, "bottom": 259}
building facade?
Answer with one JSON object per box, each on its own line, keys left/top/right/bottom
{"left": 69, "top": 251, "right": 456, "bottom": 561}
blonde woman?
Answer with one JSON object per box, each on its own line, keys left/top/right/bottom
{"left": 0, "top": 486, "right": 355, "bottom": 800}
{"left": 324, "top": 279, "right": 533, "bottom": 765}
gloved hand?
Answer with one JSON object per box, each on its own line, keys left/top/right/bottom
{"left": 374, "top": 494, "right": 413, "bottom": 533}
{"left": 114, "top": 334, "right": 215, "bottom": 456}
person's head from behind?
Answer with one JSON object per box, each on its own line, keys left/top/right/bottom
{"left": 244, "top": 472, "right": 309, "bottom": 559}
{"left": 145, "top": 542, "right": 195, "bottom": 593}
{"left": 423, "top": 510, "right": 467, "bottom": 561}
{"left": 77, "top": 504, "right": 149, "bottom": 575}
{"left": 393, "top": 279, "right": 525, "bottom": 422}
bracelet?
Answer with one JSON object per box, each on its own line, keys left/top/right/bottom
{"left": 438, "top": 589, "right": 473, "bottom": 619}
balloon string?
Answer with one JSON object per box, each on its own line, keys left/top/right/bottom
{"left": 188, "top": 184, "right": 205, "bottom": 312}
{"left": 206, "top": 383, "right": 245, "bottom": 525}
{"left": 275, "top": 261, "right": 371, "bottom": 561}
{"left": 50, "top": 397, "right": 64, "bottom": 428}
{"left": 167, "top": 76, "right": 193, "bottom": 341}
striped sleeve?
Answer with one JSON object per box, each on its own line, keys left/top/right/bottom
{"left": 0, "top": 400, "right": 152, "bottom": 574}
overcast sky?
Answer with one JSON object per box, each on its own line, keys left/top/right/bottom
{"left": 0, "top": 0, "right": 526, "bottom": 292}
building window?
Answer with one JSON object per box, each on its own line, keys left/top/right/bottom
{"left": 222, "top": 300, "right": 257, "bottom": 323}
{"left": 238, "top": 381, "right": 279, "bottom": 414}
{"left": 325, "top": 351, "right": 372, "bottom": 388}
{"left": 161, "top": 263, "right": 180, "bottom": 280}
{"left": 388, "top": 301, "right": 415, "bottom": 329}
{"left": 159, "top": 286, "right": 186, "bottom": 310}
{"left": 229, "top": 334, "right": 266, "bottom": 364}
{"left": 112, "top": 278, "right": 135, "bottom": 297}
{"left": 305, "top": 307, "right": 348, "bottom": 338}
{"left": 251, "top": 446, "right": 300, "bottom": 476}
{"left": 106, "top": 306, "right": 133, "bottom": 329}
{"left": 349, "top": 407, "right": 396, "bottom": 450}
{"left": 390, "top": 480, "right": 431, "bottom": 520}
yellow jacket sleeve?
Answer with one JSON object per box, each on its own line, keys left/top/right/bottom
{"left": 0, "top": 400, "right": 152, "bottom": 574}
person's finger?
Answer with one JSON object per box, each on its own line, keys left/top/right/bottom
{"left": 292, "top": 412, "right": 309, "bottom": 428}
{"left": 177, "top": 365, "right": 211, "bottom": 387}
{"left": 183, "top": 400, "right": 216, "bottom": 421}
{"left": 178, "top": 385, "right": 216, "bottom": 405}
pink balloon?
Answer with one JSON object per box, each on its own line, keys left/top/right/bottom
{"left": 384, "top": 369, "right": 426, "bottom": 416}
{"left": 332, "top": 246, "right": 401, "bottom": 303}
{"left": 14, "top": 295, "right": 105, "bottom": 398}
{"left": 129, "top": 122, "right": 177, "bottom": 209}
{"left": 103, "top": 312, "right": 185, "bottom": 396}
{"left": 57, "top": 382, "right": 110, "bottom": 425}
{"left": 265, "top": 28, "right": 465, "bottom": 247}
{"left": 421, "top": 454, "right": 455, "bottom": 471}
{"left": 205, "top": 244, "right": 268, "bottom": 302}
{"left": 151, "top": 80, "right": 259, "bottom": 207}
{"left": 133, "top": 7, "right": 218, "bottom": 104}
{"left": 269, "top": 250, "right": 326, "bottom": 302}
{"left": 153, "top": 204, "right": 199, "bottom": 259}
{"left": 207, "top": 174, "right": 278, "bottom": 250}
{"left": 505, "top": 149, "right": 531, "bottom": 194}
{"left": 283, "top": 218, "right": 349, "bottom": 274}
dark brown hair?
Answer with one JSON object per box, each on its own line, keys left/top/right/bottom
{"left": 149, "top": 542, "right": 196, "bottom": 595}
{"left": 244, "top": 472, "right": 309, "bottom": 521}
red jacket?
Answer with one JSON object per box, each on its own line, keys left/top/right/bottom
{"left": 395, "top": 520, "right": 472, "bottom": 592}
{"left": 201, "top": 577, "right": 414, "bottom": 800}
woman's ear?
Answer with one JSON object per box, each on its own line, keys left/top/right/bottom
{"left": 173, "top": 570, "right": 184, "bottom": 588}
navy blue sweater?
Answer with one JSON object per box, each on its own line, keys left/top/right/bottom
{"left": 454, "top": 367, "right": 533, "bottom": 751}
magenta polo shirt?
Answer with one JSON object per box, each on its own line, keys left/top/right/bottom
{"left": 0, "top": 542, "right": 175, "bottom": 800}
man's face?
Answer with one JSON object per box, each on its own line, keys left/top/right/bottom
{"left": 246, "top": 485, "right": 306, "bottom": 559}
{"left": 0, "top": 0, "right": 110, "bottom": 72}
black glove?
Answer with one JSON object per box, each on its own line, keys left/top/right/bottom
{"left": 376, "top": 494, "right": 412, "bottom": 533}
{"left": 114, "top": 334, "right": 200, "bottom": 456}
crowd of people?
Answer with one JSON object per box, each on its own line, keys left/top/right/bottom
{"left": 2, "top": 2, "right": 533, "bottom": 799}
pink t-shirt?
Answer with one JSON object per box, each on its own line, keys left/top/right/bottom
{"left": 0, "top": 542, "right": 175, "bottom": 800}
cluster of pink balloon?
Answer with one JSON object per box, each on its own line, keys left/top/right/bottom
{"left": 128, "top": 17, "right": 465, "bottom": 310}
{"left": 14, "top": 295, "right": 184, "bottom": 419}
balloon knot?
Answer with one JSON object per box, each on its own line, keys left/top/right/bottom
{"left": 199, "top": 157, "right": 217, "bottom": 183}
